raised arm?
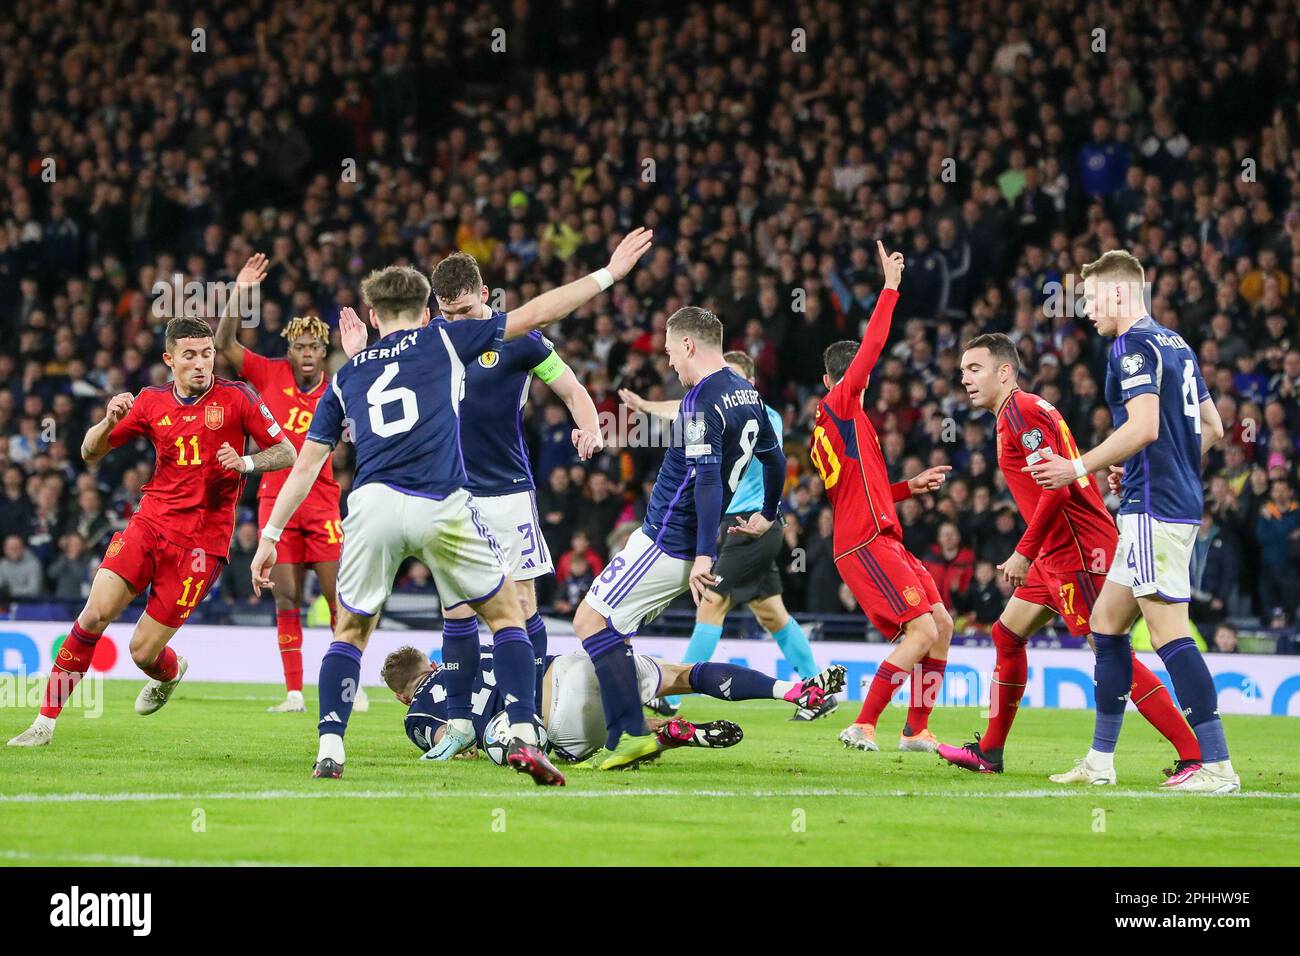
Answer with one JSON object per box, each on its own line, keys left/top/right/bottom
{"left": 503, "top": 228, "right": 653, "bottom": 340}
{"left": 835, "top": 241, "right": 904, "bottom": 399}
{"left": 216, "top": 253, "right": 269, "bottom": 374}
{"left": 546, "top": 365, "right": 605, "bottom": 460}
{"left": 618, "top": 388, "right": 680, "bottom": 422}
{"left": 81, "top": 392, "right": 135, "bottom": 464}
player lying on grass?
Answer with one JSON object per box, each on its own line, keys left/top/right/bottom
{"left": 618, "top": 350, "right": 831, "bottom": 721}
{"left": 572, "top": 306, "right": 790, "bottom": 770}
{"left": 1024, "top": 250, "right": 1237, "bottom": 793}
{"left": 381, "top": 643, "right": 847, "bottom": 763}
{"left": 254, "top": 230, "right": 654, "bottom": 785}
{"left": 216, "top": 254, "right": 365, "bottom": 714}
{"left": 938, "top": 333, "right": 1202, "bottom": 778}
{"left": 807, "top": 243, "right": 955, "bottom": 755}
{"left": 416, "top": 251, "right": 605, "bottom": 756}
{"left": 8, "top": 316, "right": 298, "bottom": 747}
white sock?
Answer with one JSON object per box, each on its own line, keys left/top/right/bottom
{"left": 1086, "top": 747, "right": 1114, "bottom": 769}
{"left": 772, "top": 679, "right": 798, "bottom": 700}
{"left": 510, "top": 722, "right": 538, "bottom": 746}
{"left": 448, "top": 718, "right": 473, "bottom": 736}
{"left": 286, "top": 689, "right": 304, "bottom": 702}
{"left": 317, "top": 733, "right": 345, "bottom": 764}
{"left": 34, "top": 714, "right": 56, "bottom": 732}
{"left": 1204, "top": 758, "right": 1235, "bottom": 776}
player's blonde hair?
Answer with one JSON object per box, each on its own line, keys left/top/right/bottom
{"left": 1080, "top": 249, "right": 1145, "bottom": 285}
{"left": 361, "top": 265, "right": 432, "bottom": 321}
{"left": 282, "top": 315, "right": 330, "bottom": 347}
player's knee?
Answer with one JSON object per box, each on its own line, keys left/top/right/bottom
{"left": 128, "top": 642, "right": 158, "bottom": 668}
{"left": 931, "top": 604, "right": 954, "bottom": 641}
{"left": 906, "top": 613, "right": 939, "bottom": 653}
{"left": 79, "top": 600, "right": 118, "bottom": 634}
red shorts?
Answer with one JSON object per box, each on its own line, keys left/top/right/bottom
{"left": 100, "top": 519, "right": 225, "bottom": 629}
{"left": 1014, "top": 565, "right": 1105, "bottom": 636}
{"left": 837, "top": 535, "right": 943, "bottom": 641}
{"left": 258, "top": 495, "right": 343, "bottom": 566}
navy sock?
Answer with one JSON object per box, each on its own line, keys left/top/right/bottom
{"left": 1158, "top": 637, "right": 1230, "bottom": 762}
{"left": 492, "top": 626, "right": 537, "bottom": 726}
{"left": 689, "top": 661, "right": 776, "bottom": 701}
{"left": 525, "top": 612, "right": 548, "bottom": 713}
{"left": 583, "top": 627, "right": 647, "bottom": 748}
{"left": 318, "top": 641, "right": 362, "bottom": 738}
{"left": 440, "top": 617, "right": 481, "bottom": 721}
{"left": 1092, "top": 632, "right": 1132, "bottom": 754}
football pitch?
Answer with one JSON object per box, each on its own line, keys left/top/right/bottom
{"left": 2, "top": 680, "right": 1296, "bottom": 867}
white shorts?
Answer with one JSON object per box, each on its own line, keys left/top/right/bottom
{"left": 336, "top": 483, "right": 508, "bottom": 617}
{"left": 581, "top": 527, "right": 692, "bottom": 635}
{"left": 544, "top": 651, "right": 663, "bottom": 761}
{"left": 472, "top": 489, "right": 553, "bottom": 581}
{"left": 1106, "top": 512, "right": 1197, "bottom": 602}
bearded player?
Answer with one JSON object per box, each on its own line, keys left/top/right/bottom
{"left": 7, "top": 316, "right": 296, "bottom": 747}
{"left": 1025, "top": 250, "right": 1237, "bottom": 793}
{"left": 809, "top": 242, "right": 954, "bottom": 755}
{"left": 216, "top": 253, "right": 364, "bottom": 714}
{"left": 937, "top": 333, "right": 1201, "bottom": 777}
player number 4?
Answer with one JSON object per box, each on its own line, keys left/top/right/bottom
{"left": 1182, "top": 360, "right": 1201, "bottom": 435}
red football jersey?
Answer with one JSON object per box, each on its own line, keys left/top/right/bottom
{"left": 109, "top": 379, "right": 284, "bottom": 558}
{"left": 239, "top": 350, "right": 339, "bottom": 502}
{"left": 995, "top": 388, "right": 1118, "bottom": 573}
{"left": 811, "top": 289, "right": 910, "bottom": 558}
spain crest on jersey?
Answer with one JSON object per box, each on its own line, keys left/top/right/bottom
{"left": 478, "top": 351, "right": 500, "bottom": 369}
{"left": 205, "top": 405, "right": 224, "bottom": 430}
{"left": 903, "top": 585, "right": 921, "bottom": 607}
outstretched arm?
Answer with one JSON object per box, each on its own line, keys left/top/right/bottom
{"left": 82, "top": 392, "right": 135, "bottom": 464}
{"left": 547, "top": 366, "right": 605, "bottom": 460}
{"left": 503, "top": 228, "right": 653, "bottom": 340}
{"left": 619, "top": 388, "right": 680, "bottom": 421}
{"left": 1026, "top": 394, "right": 1159, "bottom": 489}
{"left": 216, "top": 253, "right": 268, "bottom": 374}
{"left": 249, "top": 440, "right": 331, "bottom": 595}
{"left": 833, "top": 240, "right": 904, "bottom": 400}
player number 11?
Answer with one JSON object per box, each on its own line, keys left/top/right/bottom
{"left": 174, "top": 435, "right": 201, "bottom": 466}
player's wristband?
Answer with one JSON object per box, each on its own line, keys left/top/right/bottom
{"left": 241, "top": 455, "right": 256, "bottom": 474}
{"left": 1072, "top": 457, "right": 1087, "bottom": 479}
{"left": 261, "top": 524, "right": 283, "bottom": 543}
{"left": 590, "top": 268, "right": 614, "bottom": 291}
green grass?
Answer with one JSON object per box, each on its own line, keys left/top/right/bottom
{"left": 1, "top": 680, "right": 1297, "bottom": 866}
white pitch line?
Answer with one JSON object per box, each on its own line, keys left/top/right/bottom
{"left": 1, "top": 787, "right": 1296, "bottom": 804}
{"left": 0, "top": 849, "right": 289, "bottom": 867}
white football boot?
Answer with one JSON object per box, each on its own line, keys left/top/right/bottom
{"left": 1161, "top": 760, "right": 1240, "bottom": 794}
{"left": 1049, "top": 750, "right": 1117, "bottom": 785}
{"left": 352, "top": 686, "right": 370, "bottom": 713}
{"left": 135, "top": 655, "right": 189, "bottom": 715}
{"left": 6, "top": 717, "right": 54, "bottom": 746}
{"left": 267, "top": 689, "right": 306, "bottom": 713}
{"left": 839, "top": 723, "right": 879, "bottom": 752}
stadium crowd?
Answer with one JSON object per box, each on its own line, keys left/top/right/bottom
{"left": 1, "top": 0, "right": 1299, "bottom": 641}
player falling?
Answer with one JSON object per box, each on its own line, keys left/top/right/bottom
{"left": 253, "top": 230, "right": 653, "bottom": 783}
{"left": 573, "top": 307, "right": 828, "bottom": 770}
{"left": 809, "top": 242, "right": 955, "bottom": 755}
{"left": 216, "top": 254, "right": 364, "bottom": 714}
{"left": 413, "top": 251, "right": 605, "bottom": 759}
{"left": 1024, "top": 250, "right": 1238, "bottom": 793}
{"left": 618, "top": 351, "right": 829, "bottom": 720}
{"left": 938, "top": 333, "right": 1201, "bottom": 776}
{"left": 8, "top": 317, "right": 296, "bottom": 747}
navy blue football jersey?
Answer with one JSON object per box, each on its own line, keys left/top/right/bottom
{"left": 1104, "top": 316, "right": 1209, "bottom": 522}
{"left": 642, "top": 367, "right": 780, "bottom": 557}
{"left": 457, "top": 317, "right": 561, "bottom": 496}
{"left": 307, "top": 314, "right": 506, "bottom": 497}
{"left": 404, "top": 647, "right": 556, "bottom": 752}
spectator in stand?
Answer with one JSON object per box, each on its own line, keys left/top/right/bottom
{"left": 959, "top": 561, "right": 1005, "bottom": 632}
{"left": 47, "top": 532, "right": 93, "bottom": 601}
{"left": 1255, "top": 479, "right": 1300, "bottom": 622}
{"left": 0, "top": 535, "right": 43, "bottom": 599}
{"left": 556, "top": 530, "right": 605, "bottom": 585}
{"left": 1213, "top": 624, "right": 1241, "bottom": 654}
{"left": 1192, "top": 507, "right": 1238, "bottom": 630}
{"left": 552, "top": 552, "right": 594, "bottom": 616}
{"left": 924, "top": 522, "right": 976, "bottom": 607}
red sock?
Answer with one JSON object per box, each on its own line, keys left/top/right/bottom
{"left": 277, "top": 609, "right": 304, "bottom": 692}
{"left": 905, "top": 656, "right": 947, "bottom": 734}
{"left": 141, "top": 646, "right": 178, "bottom": 682}
{"left": 41, "top": 622, "right": 102, "bottom": 718}
{"left": 328, "top": 601, "right": 337, "bottom": 631}
{"left": 855, "top": 661, "right": 907, "bottom": 727}
{"left": 981, "top": 620, "right": 1028, "bottom": 750}
{"left": 1131, "top": 652, "right": 1201, "bottom": 762}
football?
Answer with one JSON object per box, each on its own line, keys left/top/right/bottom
{"left": 480, "top": 710, "right": 550, "bottom": 766}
